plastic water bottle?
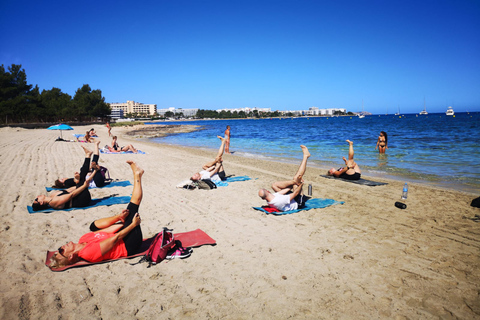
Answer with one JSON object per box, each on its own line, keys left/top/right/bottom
{"left": 401, "top": 183, "right": 408, "bottom": 199}
{"left": 308, "top": 184, "right": 312, "bottom": 196}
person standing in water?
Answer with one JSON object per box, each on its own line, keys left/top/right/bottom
{"left": 224, "top": 125, "right": 231, "bottom": 154}
{"left": 375, "top": 131, "right": 388, "bottom": 154}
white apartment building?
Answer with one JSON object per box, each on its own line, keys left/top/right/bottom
{"left": 157, "top": 107, "right": 199, "bottom": 117}
{"left": 109, "top": 101, "right": 157, "bottom": 116}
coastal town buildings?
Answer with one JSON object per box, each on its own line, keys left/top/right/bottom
{"left": 108, "top": 102, "right": 350, "bottom": 119}
{"left": 157, "top": 107, "right": 198, "bottom": 117}
{"left": 109, "top": 101, "right": 157, "bottom": 116}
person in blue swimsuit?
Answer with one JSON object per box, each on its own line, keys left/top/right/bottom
{"left": 328, "top": 140, "right": 362, "bottom": 180}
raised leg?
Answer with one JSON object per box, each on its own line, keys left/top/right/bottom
{"left": 92, "top": 140, "right": 101, "bottom": 164}
{"left": 203, "top": 136, "right": 226, "bottom": 169}
{"left": 271, "top": 180, "right": 296, "bottom": 192}
{"left": 293, "top": 145, "right": 310, "bottom": 184}
{"left": 127, "top": 160, "right": 144, "bottom": 205}
{"left": 347, "top": 140, "right": 354, "bottom": 160}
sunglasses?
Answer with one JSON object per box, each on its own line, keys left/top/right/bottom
{"left": 57, "top": 246, "right": 65, "bottom": 257}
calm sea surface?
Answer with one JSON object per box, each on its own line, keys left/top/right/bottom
{"left": 147, "top": 112, "right": 480, "bottom": 193}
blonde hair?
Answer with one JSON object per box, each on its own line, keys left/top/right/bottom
{"left": 48, "top": 252, "right": 79, "bottom": 269}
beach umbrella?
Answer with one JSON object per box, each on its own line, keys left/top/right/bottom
{"left": 47, "top": 123, "right": 73, "bottom": 141}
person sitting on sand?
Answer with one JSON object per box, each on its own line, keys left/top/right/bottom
{"left": 48, "top": 161, "right": 144, "bottom": 269}
{"left": 108, "top": 136, "right": 138, "bottom": 153}
{"left": 258, "top": 145, "right": 310, "bottom": 212}
{"left": 84, "top": 130, "right": 95, "bottom": 143}
{"left": 54, "top": 141, "right": 107, "bottom": 189}
{"left": 32, "top": 146, "right": 100, "bottom": 211}
{"left": 328, "top": 140, "right": 362, "bottom": 180}
{"left": 190, "top": 136, "right": 228, "bottom": 183}
{"left": 89, "top": 128, "right": 98, "bottom": 137}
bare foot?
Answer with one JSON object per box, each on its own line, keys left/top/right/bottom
{"left": 346, "top": 140, "right": 353, "bottom": 145}
{"left": 217, "top": 135, "right": 225, "bottom": 141}
{"left": 95, "top": 140, "right": 101, "bottom": 147}
{"left": 127, "top": 160, "right": 144, "bottom": 177}
{"left": 81, "top": 145, "right": 93, "bottom": 157}
{"left": 300, "top": 145, "right": 310, "bottom": 158}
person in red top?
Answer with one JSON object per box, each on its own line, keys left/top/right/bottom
{"left": 48, "top": 160, "right": 144, "bottom": 269}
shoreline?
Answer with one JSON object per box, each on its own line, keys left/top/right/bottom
{"left": 128, "top": 124, "right": 479, "bottom": 195}
{"left": 1, "top": 124, "right": 479, "bottom": 319}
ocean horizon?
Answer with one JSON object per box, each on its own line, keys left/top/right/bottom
{"left": 146, "top": 112, "right": 480, "bottom": 194}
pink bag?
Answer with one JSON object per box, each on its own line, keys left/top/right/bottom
{"left": 142, "top": 228, "right": 175, "bottom": 267}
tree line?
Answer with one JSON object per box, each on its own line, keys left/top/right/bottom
{"left": 0, "top": 64, "right": 110, "bottom": 124}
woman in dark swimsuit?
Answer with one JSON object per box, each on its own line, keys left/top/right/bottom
{"left": 108, "top": 136, "right": 138, "bottom": 153}
{"left": 328, "top": 140, "right": 362, "bottom": 180}
{"left": 375, "top": 131, "right": 388, "bottom": 154}
{"left": 32, "top": 146, "right": 99, "bottom": 211}
{"left": 55, "top": 141, "right": 106, "bottom": 189}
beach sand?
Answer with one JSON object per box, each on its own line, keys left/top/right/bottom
{"left": 0, "top": 124, "right": 479, "bottom": 319}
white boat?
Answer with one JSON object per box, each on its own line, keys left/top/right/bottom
{"left": 357, "top": 99, "right": 365, "bottom": 118}
{"left": 446, "top": 106, "right": 454, "bottom": 116}
{"left": 419, "top": 98, "right": 428, "bottom": 115}
{"left": 395, "top": 105, "right": 400, "bottom": 115}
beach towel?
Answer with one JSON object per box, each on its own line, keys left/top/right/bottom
{"left": 253, "top": 197, "right": 344, "bottom": 215}
{"left": 100, "top": 149, "right": 146, "bottom": 154}
{"left": 27, "top": 195, "right": 131, "bottom": 214}
{"left": 45, "top": 180, "right": 132, "bottom": 192}
{"left": 214, "top": 176, "right": 252, "bottom": 187}
{"left": 320, "top": 175, "right": 388, "bottom": 186}
{"left": 45, "top": 229, "right": 216, "bottom": 271}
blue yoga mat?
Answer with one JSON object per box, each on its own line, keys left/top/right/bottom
{"left": 45, "top": 180, "right": 132, "bottom": 192}
{"left": 215, "top": 176, "right": 252, "bottom": 187}
{"left": 253, "top": 198, "right": 344, "bottom": 215}
{"left": 100, "top": 149, "right": 146, "bottom": 154}
{"left": 27, "top": 195, "right": 131, "bottom": 214}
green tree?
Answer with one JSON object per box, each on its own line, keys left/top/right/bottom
{"left": 72, "top": 84, "right": 110, "bottom": 120}
{"left": 0, "top": 64, "right": 33, "bottom": 123}
{"left": 40, "top": 87, "right": 72, "bottom": 121}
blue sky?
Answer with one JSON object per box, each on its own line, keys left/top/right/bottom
{"left": 1, "top": 0, "right": 479, "bottom": 114}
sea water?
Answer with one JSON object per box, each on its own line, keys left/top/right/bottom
{"left": 147, "top": 112, "right": 480, "bottom": 193}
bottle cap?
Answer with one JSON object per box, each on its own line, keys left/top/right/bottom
{"left": 395, "top": 201, "right": 407, "bottom": 209}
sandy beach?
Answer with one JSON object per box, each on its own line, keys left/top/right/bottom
{"left": 0, "top": 124, "right": 479, "bottom": 319}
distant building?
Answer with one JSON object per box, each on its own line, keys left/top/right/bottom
{"left": 157, "top": 107, "right": 199, "bottom": 117}
{"left": 109, "top": 101, "right": 157, "bottom": 116}
{"left": 110, "top": 108, "right": 124, "bottom": 120}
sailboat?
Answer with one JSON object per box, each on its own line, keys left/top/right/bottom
{"left": 395, "top": 105, "right": 400, "bottom": 115}
{"left": 419, "top": 98, "right": 428, "bottom": 115}
{"left": 358, "top": 100, "right": 365, "bottom": 118}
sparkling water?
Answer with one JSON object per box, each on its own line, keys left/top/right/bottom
{"left": 147, "top": 112, "right": 480, "bottom": 193}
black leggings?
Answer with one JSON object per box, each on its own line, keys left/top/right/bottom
{"left": 71, "top": 157, "right": 92, "bottom": 208}
{"left": 89, "top": 202, "right": 143, "bottom": 255}
{"left": 340, "top": 172, "right": 361, "bottom": 181}
{"left": 91, "top": 154, "right": 105, "bottom": 187}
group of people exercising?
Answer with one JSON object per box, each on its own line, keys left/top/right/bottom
{"left": 34, "top": 122, "right": 364, "bottom": 270}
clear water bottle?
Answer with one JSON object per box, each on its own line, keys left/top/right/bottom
{"left": 401, "top": 183, "right": 408, "bottom": 199}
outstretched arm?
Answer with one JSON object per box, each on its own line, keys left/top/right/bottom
{"left": 332, "top": 167, "right": 348, "bottom": 177}
{"left": 99, "top": 213, "right": 141, "bottom": 255}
